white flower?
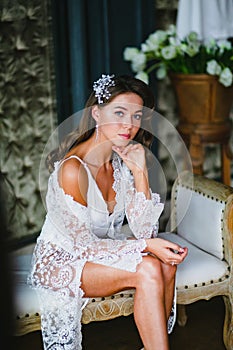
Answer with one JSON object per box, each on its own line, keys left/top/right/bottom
{"left": 219, "top": 67, "right": 233, "bottom": 87}
{"left": 141, "top": 42, "right": 154, "bottom": 53}
{"left": 186, "top": 31, "right": 199, "bottom": 44}
{"left": 143, "top": 30, "right": 167, "bottom": 52}
{"left": 135, "top": 71, "right": 149, "bottom": 84}
{"left": 152, "top": 30, "right": 168, "bottom": 45}
{"left": 166, "top": 24, "right": 176, "bottom": 36}
{"left": 131, "top": 52, "right": 146, "bottom": 73}
{"left": 169, "top": 37, "right": 180, "bottom": 47}
{"left": 206, "top": 60, "right": 222, "bottom": 75}
{"left": 217, "top": 39, "right": 232, "bottom": 54}
{"left": 123, "top": 47, "right": 140, "bottom": 61}
{"left": 161, "top": 45, "right": 177, "bottom": 60}
{"left": 179, "top": 43, "right": 188, "bottom": 53}
{"left": 156, "top": 65, "right": 167, "bottom": 80}
{"left": 123, "top": 25, "right": 233, "bottom": 87}
{"left": 143, "top": 34, "right": 159, "bottom": 52}
{"left": 184, "top": 42, "right": 200, "bottom": 57}
{"left": 205, "top": 38, "right": 217, "bottom": 54}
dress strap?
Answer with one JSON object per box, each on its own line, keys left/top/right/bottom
{"left": 61, "top": 155, "right": 86, "bottom": 166}
{"left": 60, "top": 155, "right": 93, "bottom": 177}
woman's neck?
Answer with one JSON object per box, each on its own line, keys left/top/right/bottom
{"left": 76, "top": 134, "right": 113, "bottom": 169}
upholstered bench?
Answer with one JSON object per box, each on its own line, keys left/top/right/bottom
{"left": 11, "top": 171, "right": 233, "bottom": 349}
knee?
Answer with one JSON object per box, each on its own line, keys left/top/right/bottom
{"left": 136, "top": 256, "right": 163, "bottom": 287}
{"left": 162, "top": 263, "right": 177, "bottom": 284}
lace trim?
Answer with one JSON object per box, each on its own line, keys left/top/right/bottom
{"left": 168, "top": 287, "right": 177, "bottom": 334}
{"left": 112, "top": 152, "right": 123, "bottom": 205}
{"left": 125, "top": 188, "right": 164, "bottom": 239}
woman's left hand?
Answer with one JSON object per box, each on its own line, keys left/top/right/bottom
{"left": 112, "top": 143, "right": 147, "bottom": 175}
{"left": 145, "top": 238, "right": 188, "bottom": 265}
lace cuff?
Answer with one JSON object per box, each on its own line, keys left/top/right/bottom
{"left": 126, "top": 189, "right": 164, "bottom": 239}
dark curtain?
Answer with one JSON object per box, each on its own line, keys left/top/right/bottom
{"left": 51, "top": 0, "right": 156, "bottom": 123}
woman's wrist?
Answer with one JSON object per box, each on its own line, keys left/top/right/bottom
{"left": 144, "top": 239, "right": 151, "bottom": 253}
{"left": 133, "top": 169, "right": 150, "bottom": 199}
{"left": 131, "top": 165, "right": 147, "bottom": 177}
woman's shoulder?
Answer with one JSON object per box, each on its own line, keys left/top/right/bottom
{"left": 62, "top": 154, "right": 85, "bottom": 168}
{"left": 58, "top": 155, "right": 88, "bottom": 206}
{"left": 59, "top": 154, "right": 86, "bottom": 177}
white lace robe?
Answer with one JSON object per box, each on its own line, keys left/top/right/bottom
{"left": 28, "top": 154, "right": 174, "bottom": 349}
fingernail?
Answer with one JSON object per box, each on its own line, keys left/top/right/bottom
{"left": 179, "top": 248, "right": 185, "bottom": 253}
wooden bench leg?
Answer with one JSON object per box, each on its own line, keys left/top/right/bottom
{"left": 223, "top": 296, "right": 233, "bottom": 350}
{"left": 177, "top": 304, "right": 188, "bottom": 327}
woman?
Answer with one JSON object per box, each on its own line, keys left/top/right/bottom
{"left": 28, "top": 74, "right": 188, "bottom": 350}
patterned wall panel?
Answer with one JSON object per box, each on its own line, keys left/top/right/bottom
{"left": 0, "top": 0, "right": 56, "bottom": 242}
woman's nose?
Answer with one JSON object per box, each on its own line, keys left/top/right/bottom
{"left": 122, "top": 114, "right": 133, "bottom": 126}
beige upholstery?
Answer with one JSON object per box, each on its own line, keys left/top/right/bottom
{"left": 11, "top": 171, "right": 233, "bottom": 349}
{"left": 14, "top": 286, "right": 135, "bottom": 336}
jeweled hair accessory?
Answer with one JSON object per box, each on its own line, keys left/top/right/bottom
{"left": 93, "top": 74, "right": 115, "bottom": 104}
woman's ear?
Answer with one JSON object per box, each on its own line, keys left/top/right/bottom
{"left": 91, "top": 105, "right": 100, "bottom": 123}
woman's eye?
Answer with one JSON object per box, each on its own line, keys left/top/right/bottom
{"left": 134, "top": 114, "right": 142, "bottom": 120}
{"left": 115, "top": 111, "right": 124, "bottom": 117}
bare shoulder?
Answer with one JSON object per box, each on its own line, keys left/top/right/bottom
{"left": 58, "top": 157, "right": 88, "bottom": 206}
{"left": 59, "top": 157, "right": 83, "bottom": 181}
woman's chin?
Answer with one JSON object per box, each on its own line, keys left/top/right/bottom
{"left": 112, "top": 140, "right": 130, "bottom": 148}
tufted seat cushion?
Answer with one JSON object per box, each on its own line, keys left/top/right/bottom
{"left": 12, "top": 254, "right": 39, "bottom": 317}
{"left": 159, "top": 232, "right": 230, "bottom": 288}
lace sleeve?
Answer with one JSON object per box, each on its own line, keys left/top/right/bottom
{"left": 125, "top": 189, "right": 164, "bottom": 239}
{"left": 122, "top": 167, "right": 164, "bottom": 239}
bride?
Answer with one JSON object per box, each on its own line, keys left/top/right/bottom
{"left": 28, "top": 74, "right": 188, "bottom": 350}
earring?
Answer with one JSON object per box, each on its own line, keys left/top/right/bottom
{"left": 95, "top": 124, "right": 99, "bottom": 142}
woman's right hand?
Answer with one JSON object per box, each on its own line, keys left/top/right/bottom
{"left": 145, "top": 238, "right": 188, "bottom": 265}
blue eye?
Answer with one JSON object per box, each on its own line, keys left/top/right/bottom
{"left": 115, "top": 111, "right": 124, "bottom": 117}
{"left": 134, "top": 114, "right": 142, "bottom": 120}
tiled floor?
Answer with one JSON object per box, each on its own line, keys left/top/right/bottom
{"left": 11, "top": 296, "right": 226, "bottom": 349}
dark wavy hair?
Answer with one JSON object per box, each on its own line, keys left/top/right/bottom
{"left": 47, "top": 75, "right": 155, "bottom": 172}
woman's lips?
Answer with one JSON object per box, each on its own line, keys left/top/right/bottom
{"left": 118, "top": 133, "right": 130, "bottom": 139}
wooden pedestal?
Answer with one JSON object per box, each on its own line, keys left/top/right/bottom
{"left": 177, "top": 121, "right": 233, "bottom": 185}
{"left": 170, "top": 73, "right": 233, "bottom": 185}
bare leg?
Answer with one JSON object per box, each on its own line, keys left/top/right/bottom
{"left": 133, "top": 256, "right": 172, "bottom": 350}
{"left": 81, "top": 255, "right": 175, "bottom": 350}
{"left": 81, "top": 261, "right": 136, "bottom": 297}
{"left": 161, "top": 262, "right": 177, "bottom": 320}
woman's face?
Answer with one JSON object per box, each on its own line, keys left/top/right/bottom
{"left": 92, "top": 92, "right": 143, "bottom": 147}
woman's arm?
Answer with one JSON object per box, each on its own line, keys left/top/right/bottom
{"left": 112, "top": 144, "right": 164, "bottom": 239}
{"left": 112, "top": 143, "right": 150, "bottom": 198}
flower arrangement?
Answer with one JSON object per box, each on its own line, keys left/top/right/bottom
{"left": 123, "top": 25, "right": 233, "bottom": 87}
